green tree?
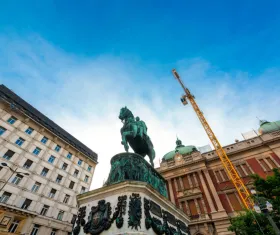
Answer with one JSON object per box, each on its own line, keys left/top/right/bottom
{"left": 228, "top": 168, "right": 280, "bottom": 234}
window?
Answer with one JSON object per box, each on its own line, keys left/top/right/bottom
{"left": 220, "top": 169, "right": 229, "bottom": 181}
{"left": 61, "top": 163, "right": 68, "bottom": 170}
{"left": 0, "top": 126, "right": 7, "bottom": 135}
{"left": 31, "top": 182, "right": 41, "bottom": 193}
{"left": 77, "top": 159, "right": 83, "bottom": 165}
{"left": 215, "top": 170, "right": 223, "bottom": 182}
{"left": 0, "top": 191, "right": 11, "bottom": 203}
{"left": 88, "top": 166, "right": 92, "bottom": 172}
{"left": 57, "top": 210, "right": 64, "bottom": 220}
{"left": 23, "top": 159, "right": 33, "bottom": 169}
{"left": 41, "top": 167, "right": 49, "bottom": 177}
{"left": 81, "top": 186, "right": 86, "bottom": 194}
{"left": 30, "top": 224, "right": 40, "bottom": 235}
{"left": 51, "top": 229, "right": 57, "bottom": 235}
{"left": 40, "top": 205, "right": 49, "bottom": 216}
{"left": 84, "top": 175, "right": 89, "bottom": 183}
{"left": 21, "top": 198, "right": 32, "bottom": 209}
{"left": 48, "top": 155, "right": 56, "bottom": 164}
{"left": 236, "top": 165, "right": 246, "bottom": 177}
{"left": 63, "top": 194, "right": 70, "bottom": 204}
{"left": 69, "top": 181, "right": 75, "bottom": 189}
{"left": 33, "top": 147, "right": 41, "bottom": 155}
{"left": 56, "top": 174, "right": 63, "bottom": 184}
{"left": 41, "top": 136, "right": 48, "bottom": 144}
{"left": 266, "top": 157, "right": 278, "bottom": 169}
{"left": 25, "top": 127, "right": 34, "bottom": 135}
{"left": 242, "top": 163, "right": 253, "bottom": 175}
{"left": 259, "top": 159, "right": 271, "bottom": 171}
{"left": 15, "top": 137, "right": 25, "bottom": 146}
{"left": 12, "top": 174, "right": 23, "bottom": 185}
{"left": 48, "top": 188, "right": 57, "bottom": 198}
{"left": 7, "top": 116, "right": 17, "bottom": 125}
{"left": 73, "top": 169, "right": 79, "bottom": 177}
{"left": 3, "top": 150, "right": 15, "bottom": 160}
{"left": 67, "top": 152, "right": 72, "bottom": 159}
{"left": 8, "top": 219, "right": 20, "bottom": 233}
{"left": 54, "top": 145, "right": 61, "bottom": 152}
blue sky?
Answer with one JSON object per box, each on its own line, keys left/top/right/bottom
{"left": 1, "top": 1, "right": 280, "bottom": 188}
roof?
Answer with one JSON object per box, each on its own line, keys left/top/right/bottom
{"left": 0, "top": 85, "right": 98, "bottom": 163}
{"left": 258, "top": 120, "right": 280, "bottom": 135}
{"left": 162, "top": 138, "right": 197, "bottom": 160}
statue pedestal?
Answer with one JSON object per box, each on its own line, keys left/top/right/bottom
{"left": 73, "top": 153, "right": 190, "bottom": 235}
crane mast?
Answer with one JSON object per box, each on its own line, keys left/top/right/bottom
{"left": 172, "top": 69, "right": 254, "bottom": 210}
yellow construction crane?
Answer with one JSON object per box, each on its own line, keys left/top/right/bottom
{"left": 172, "top": 69, "right": 254, "bottom": 210}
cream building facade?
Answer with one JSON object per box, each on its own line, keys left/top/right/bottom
{"left": 0, "top": 85, "right": 98, "bottom": 235}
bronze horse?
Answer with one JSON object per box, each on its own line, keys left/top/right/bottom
{"left": 119, "top": 107, "right": 155, "bottom": 167}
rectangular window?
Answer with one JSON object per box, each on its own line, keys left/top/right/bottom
{"left": 12, "top": 174, "right": 23, "bottom": 185}
{"left": 63, "top": 194, "right": 70, "bottom": 204}
{"left": 51, "top": 229, "right": 57, "bottom": 235}
{"left": 81, "top": 186, "right": 86, "bottom": 194}
{"left": 77, "top": 159, "right": 83, "bottom": 165}
{"left": 69, "top": 181, "right": 75, "bottom": 189}
{"left": 0, "top": 191, "right": 11, "bottom": 203}
{"left": 215, "top": 171, "right": 223, "bottom": 182}
{"left": 87, "top": 166, "right": 92, "bottom": 172}
{"left": 266, "top": 157, "right": 277, "bottom": 169}
{"left": 41, "top": 136, "right": 48, "bottom": 144}
{"left": 23, "top": 159, "right": 33, "bottom": 169}
{"left": 61, "top": 163, "right": 68, "bottom": 170}
{"left": 30, "top": 224, "right": 40, "bottom": 235}
{"left": 0, "top": 126, "right": 7, "bottom": 135}
{"left": 259, "top": 159, "right": 270, "bottom": 171}
{"left": 67, "top": 152, "right": 72, "bottom": 159}
{"left": 54, "top": 145, "right": 61, "bottom": 152}
{"left": 73, "top": 169, "right": 79, "bottom": 177}
{"left": 56, "top": 174, "right": 63, "bottom": 184}
{"left": 236, "top": 165, "right": 246, "bottom": 177}
{"left": 25, "top": 127, "right": 34, "bottom": 135}
{"left": 48, "top": 155, "right": 56, "bottom": 164}
{"left": 15, "top": 137, "right": 25, "bottom": 146}
{"left": 33, "top": 147, "right": 41, "bottom": 155}
{"left": 40, "top": 167, "right": 49, "bottom": 177}
{"left": 3, "top": 150, "right": 15, "bottom": 160}
{"left": 21, "top": 198, "right": 32, "bottom": 209}
{"left": 8, "top": 219, "right": 20, "bottom": 233}
{"left": 7, "top": 116, "right": 17, "bottom": 125}
{"left": 31, "top": 182, "right": 41, "bottom": 192}
{"left": 40, "top": 205, "right": 49, "bottom": 216}
{"left": 227, "top": 193, "right": 242, "bottom": 211}
{"left": 57, "top": 210, "right": 64, "bottom": 221}
{"left": 48, "top": 188, "right": 57, "bottom": 198}
{"left": 84, "top": 175, "right": 89, "bottom": 183}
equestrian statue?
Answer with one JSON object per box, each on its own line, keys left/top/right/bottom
{"left": 119, "top": 107, "right": 155, "bottom": 167}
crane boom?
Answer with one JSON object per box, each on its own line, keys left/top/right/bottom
{"left": 172, "top": 69, "right": 254, "bottom": 210}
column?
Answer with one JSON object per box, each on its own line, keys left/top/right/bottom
{"left": 179, "top": 177, "right": 184, "bottom": 190}
{"left": 203, "top": 170, "right": 224, "bottom": 211}
{"left": 187, "top": 174, "right": 193, "bottom": 188}
{"left": 194, "top": 198, "right": 201, "bottom": 214}
{"left": 167, "top": 179, "right": 175, "bottom": 204}
{"left": 174, "top": 178, "right": 179, "bottom": 192}
{"left": 198, "top": 171, "right": 216, "bottom": 212}
{"left": 193, "top": 173, "right": 199, "bottom": 187}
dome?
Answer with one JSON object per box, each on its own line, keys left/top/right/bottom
{"left": 258, "top": 120, "right": 280, "bottom": 135}
{"left": 162, "top": 137, "right": 198, "bottom": 161}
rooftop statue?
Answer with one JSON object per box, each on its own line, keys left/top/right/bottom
{"left": 119, "top": 107, "right": 155, "bottom": 167}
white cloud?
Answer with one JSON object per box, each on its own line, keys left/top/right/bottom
{"left": 0, "top": 34, "right": 280, "bottom": 189}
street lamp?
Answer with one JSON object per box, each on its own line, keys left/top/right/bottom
{"left": 0, "top": 162, "right": 30, "bottom": 192}
{"left": 251, "top": 189, "right": 280, "bottom": 235}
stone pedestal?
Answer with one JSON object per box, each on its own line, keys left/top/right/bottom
{"left": 73, "top": 153, "right": 190, "bottom": 235}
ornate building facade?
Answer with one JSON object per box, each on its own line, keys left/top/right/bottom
{"left": 157, "top": 120, "right": 280, "bottom": 235}
{"left": 0, "top": 85, "right": 98, "bottom": 235}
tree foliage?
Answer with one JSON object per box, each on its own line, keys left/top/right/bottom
{"left": 228, "top": 168, "right": 280, "bottom": 234}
